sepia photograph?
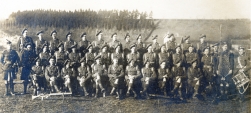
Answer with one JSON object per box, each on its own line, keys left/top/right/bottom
{"left": 0, "top": 0, "right": 250, "bottom": 112}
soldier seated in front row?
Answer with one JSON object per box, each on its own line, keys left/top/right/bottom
{"left": 45, "top": 56, "right": 61, "bottom": 93}
{"left": 108, "top": 57, "right": 125, "bottom": 99}
{"left": 171, "top": 60, "right": 187, "bottom": 102}
{"left": 30, "top": 58, "right": 45, "bottom": 96}
{"left": 141, "top": 59, "right": 157, "bottom": 99}
{"left": 157, "top": 61, "right": 171, "bottom": 96}
{"left": 91, "top": 55, "right": 107, "bottom": 98}
{"left": 61, "top": 60, "right": 73, "bottom": 92}
{"left": 125, "top": 59, "right": 142, "bottom": 99}
{"left": 77, "top": 58, "right": 92, "bottom": 96}
{"left": 187, "top": 59, "right": 203, "bottom": 99}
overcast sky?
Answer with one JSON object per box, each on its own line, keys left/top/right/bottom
{"left": 0, "top": 0, "right": 250, "bottom": 20}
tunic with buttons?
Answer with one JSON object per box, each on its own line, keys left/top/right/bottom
{"left": 143, "top": 52, "right": 156, "bottom": 67}
{"left": 158, "top": 68, "right": 170, "bottom": 81}
{"left": 49, "top": 38, "right": 61, "bottom": 53}
{"left": 158, "top": 52, "right": 172, "bottom": 68}
{"left": 185, "top": 52, "right": 197, "bottom": 67}
{"left": 125, "top": 65, "right": 141, "bottom": 82}
{"left": 108, "top": 65, "right": 124, "bottom": 87}
{"left": 85, "top": 52, "right": 95, "bottom": 66}
{"left": 78, "top": 66, "right": 92, "bottom": 80}
{"left": 55, "top": 51, "right": 67, "bottom": 66}
{"left": 39, "top": 52, "right": 50, "bottom": 67}
{"left": 68, "top": 52, "right": 80, "bottom": 67}
{"left": 152, "top": 42, "right": 160, "bottom": 53}
{"left": 100, "top": 52, "right": 110, "bottom": 68}
{"left": 111, "top": 52, "right": 124, "bottom": 65}
{"left": 64, "top": 39, "right": 77, "bottom": 52}
{"left": 109, "top": 40, "right": 121, "bottom": 53}
{"left": 31, "top": 65, "right": 44, "bottom": 85}
{"left": 126, "top": 53, "right": 140, "bottom": 64}
{"left": 1, "top": 49, "right": 20, "bottom": 80}
{"left": 217, "top": 51, "right": 234, "bottom": 77}
{"left": 45, "top": 65, "right": 60, "bottom": 81}
{"left": 92, "top": 64, "right": 107, "bottom": 80}
{"left": 166, "top": 41, "right": 176, "bottom": 53}
{"left": 92, "top": 39, "right": 105, "bottom": 52}
{"left": 141, "top": 67, "right": 156, "bottom": 82}
{"left": 201, "top": 54, "right": 213, "bottom": 82}
{"left": 35, "top": 39, "right": 48, "bottom": 54}
{"left": 172, "top": 53, "right": 184, "bottom": 66}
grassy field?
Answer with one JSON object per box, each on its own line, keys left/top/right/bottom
{"left": 0, "top": 19, "right": 250, "bottom": 113}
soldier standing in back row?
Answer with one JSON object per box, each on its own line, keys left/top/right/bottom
{"left": 1, "top": 40, "right": 20, "bottom": 96}
{"left": 35, "top": 31, "right": 48, "bottom": 55}
{"left": 151, "top": 35, "right": 161, "bottom": 53}
{"left": 78, "top": 32, "right": 91, "bottom": 57}
{"left": 197, "top": 34, "right": 208, "bottom": 69}
{"left": 49, "top": 30, "right": 61, "bottom": 55}
{"left": 85, "top": 45, "right": 95, "bottom": 67}
{"left": 127, "top": 44, "right": 140, "bottom": 66}
{"left": 182, "top": 36, "right": 192, "bottom": 54}
{"left": 165, "top": 33, "right": 176, "bottom": 54}
{"left": 158, "top": 45, "right": 172, "bottom": 70}
{"left": 123, "top": 33, "right": 132, "bottom": 68}
{"left": 109, "top": 33, "right": 121, "bottom": 53}
{"left": 92, "top": 30, "right": 105, "bottom": 54}
{"left": 143, "top": 44, "right": 157, "bottom": 69}
{"left": 64, "top": 32, "right": 77, "bottom": 54}
{"left": 16, "top": 28, "right": 35, "bottom": 53}
{"left": 135, "top": 34, "right": 145, "bottom": 69}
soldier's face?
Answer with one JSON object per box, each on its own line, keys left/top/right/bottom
{"left": 138, "top": 37, "right": 142, "bottom": 42}
{"left": 67, "top": 35, "right": 71, "bottom": 40}
{"left": 185, "top": 39, "right": 189, "bottom": 43}
{"left": 204, "top": 49, "right": 209, "bottom": 55}
{"left": 113, "top": 35, "right": 117, "bottom": 40}
{"left": 161, "top": 46, "right": 166, "bottom": 52}
{"left": 38, "top": 34, "right": 42, "bottom": 39}
{"left": 59, "top": 47, "right": 63, "bottom": 51}
{"left": 49, "top": 59, "right": 55, "bottom": 65}
{"left": 239, "top": 49, "right": 244, "bottom": 55}
{"left": 43, "top": 47, "right": 47, "bottom": 52}
{"left": 96, "top": 59, "right": 101, "bottom": 64}
{"left": 82, "top": 35, "right": 86, "bottom": 40}
{"left": 222, "top": 45, "right": 228, "bottom": 51}
{"left": 126, "top": 37, "right": 130, "bottom": 42}
{"left": 23, "top": 30, "right": 28, "bottom": 37}
{"left": 131, "top": 47, "right": 135, "bottom": 53}
{"left": 6, "top": 44, "right": 11, "bottom": 50}
{"left": 145, "top": 62, "right": 150, "bottom": 67}
{"left": 130, "top": 61, "right": 135, "bottom": 66}
{"left": 81, "top": 62, "right": 86, "bottom": 66}
{"left": 161, "top": 62, "right": 166, "bottom": 68}
{"left": 72, "top": 48, "right": 76, "bottom": 52}
{"left": 113, "top": 59, "right": 118, "bottom": 64}
{"left": 177, "top": 62, "right": 181, "bottom": 67}
{"left": 147, "top": 46, "right": 152, "bottom": 52}
{"left": 98, "top": 34, "right": 102, "bottom": 40}
{"left": 52, "top": 33, "right": 57, "bottom": 38}
{"left": 27, "top": 45, "right": 32, "bottom": 51}
{"left": 66, "top": 64, "right": 69, "bottom": 68}
{"left": 176, "top": 47, "right": 181, "bottom": 53}
{"left": 170, "top": 36, "right": 175, "bottom": 41}
{"left": 102, "top": 47, "right": 107, "bottom": 52}
{"left": 88, "top": 47, "right": 92, "bottom": 52}
{"left": 213, "top": 46, "right": 218, "bottom": 51}
{"left": 200, "top": 37, "right": 205, "bottom": 43}
{"left": 153, "top": 39, "right": 157, "bottom": 43}
{"left": 188, "top": 47, "right": 193, "bottom": 53}
{"left": 36, "top": 61, "right": 40, "bottom": 66}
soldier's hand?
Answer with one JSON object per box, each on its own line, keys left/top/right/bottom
{"left": 217, "top": 70, "right": 219, "bottom": 75}
{"left": 228, "top": 70, "right": 232, "bottom": 74}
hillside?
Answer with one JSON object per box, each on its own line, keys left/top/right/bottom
{"left": 147, "top": 19, "right": 251, "bottom": 44}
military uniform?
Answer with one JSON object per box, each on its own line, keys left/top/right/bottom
{"left": 92, "top": 39, "right": 105, "bottom": 53}
{"left": 45, "top": 63, "right": 61, "bottom": 92}
{"left": 64, "top": 39, "right": 77, "bottom": 53}
{"left": 78, "top": 64, "right": 92, "bottom": 96}
{"left": 91, "top": 58, "right": 108, "bottom": 97}
{"left": 135, "top": 42, "right": 145, "bottom": 68}
{"left": 39, "top": 51, "right": 50, "bottom": 68}
{"left": 61, "top": 65, "right": 73, "bottom": 92}
{"left": 111, "top": 52, "right": 124, "bottom": 66}
{"left": 35, "top": 39, "right": 48, "bottom": 55}
{"left": 55, "top": 51, "right": 67, "bottom": 71}
{"left": 143, "top": 52, "right": 157, "bottom": 68}
{"left": 171, "top": 65, "right": 187, "bottom": 101}
{"left": 30, "top": 61, "right": 45, "bottom": 95}
{"left": 0, "top": 48, "right": 20, "bottom": 95}
{"left": 141, "top": 67, "right": 157, "bottom": 99}
{"left": 127, "top": 52, "right": 140, "bottom": 66}
{"left": 166, "top": 41, "right": 176, "bottom": 53}
{"left": 158, "top": 51, "right": 172, "bottom": 69}
{"left": 201, "top": 54, "right": 213, "bottom": 87}
{"left": 217, "top": 50, "right": 234, "bottom": 99}
{"left": 185, "top": 51, "right": 197, "bottom": 68}
{"left": 86, "top": 52, "right": 95, "bottom": 67}
{"left": 17, "top": 36, "right": 35, "bottom": 53}
{"left": 78, "top": 40, "right": 91, "bottom": 57}
{"left": 187, "top": 65, "right": 203, "bottom": 98}
{"left": 49, "top": 38, "right": 61, "bottom": 55}
{"left": 109, "top": 40, "right": 121, "bottom": 53}
{"left": 182, "top": 43, "right": 192, "bottom": 54}
{"left": 157, "top": 67, "right": 171, "bottom": 96}
{"left": 99, "top": 51, "right": 111, "bottom": 69}
{"left": 125, "top": 63, "right": 142, "bottom": 98}
{"left": 108, "top": 64, "right": 125, "bottom": 98}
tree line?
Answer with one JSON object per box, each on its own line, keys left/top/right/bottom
{"left": 4, "top": 9, "right": 155, "bottom": 30}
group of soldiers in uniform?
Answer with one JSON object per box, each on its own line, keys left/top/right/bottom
{"left": 1, "top": 28, "right": 250, "bottom": 104}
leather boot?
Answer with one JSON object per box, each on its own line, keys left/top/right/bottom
{"left": 5, "top": 84, "right": 9, "bottom": 96}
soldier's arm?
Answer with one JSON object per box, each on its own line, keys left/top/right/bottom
{"left": 107, "top": 65, "right": 113, "bottom": 78}
{"left": 0, "top": 51, "right": 5, "bottom": 64}
{"left": 151, "top": 67, "right": 157, "bottom": 80}
{"left": 44, "top": 67, "right": 50, "bottom": 81}
{"left": 117, "top": 65, "right": 124, "bottom": 78}
{"left": 125, "top": 66, "right": 129, "bottom": 79}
